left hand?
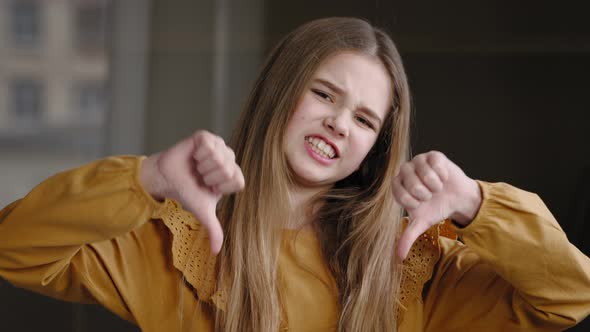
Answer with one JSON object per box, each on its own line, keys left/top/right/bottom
{"left": 393, "top": 151, "right": 482, "bottom": 261}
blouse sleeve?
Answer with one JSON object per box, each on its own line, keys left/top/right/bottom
{"left": 423, "top": 181, "right": 590, "bottom": 331}
{"left": 0, "top": 156, "right": 169, "bottom": 323}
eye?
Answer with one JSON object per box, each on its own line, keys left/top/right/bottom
{"left": 312, "top": 89, "right": 334, "bottom": 103}
{"left": 355, "top": 115, "right": 375, "bottom": 130}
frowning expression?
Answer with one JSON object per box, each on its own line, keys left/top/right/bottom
{"left": 284, "top": 51, "right": 393, "bottom": 188}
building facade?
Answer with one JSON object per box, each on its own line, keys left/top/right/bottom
{"left": 0, "top": 0, "right": 108, "bottom": 138}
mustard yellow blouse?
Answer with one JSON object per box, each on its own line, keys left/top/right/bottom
{"left": 0, "top": 156, "right": 589, "bottom": 331}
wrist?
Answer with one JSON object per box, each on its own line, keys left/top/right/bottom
{"left": 140, "top": 154, "right": 167, "bottom": 202}
{"left": 450, "top": 179, "right": 482, "bottom": 227}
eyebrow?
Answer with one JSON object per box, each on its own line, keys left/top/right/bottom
{"left": 313, "top": 78, "right": 384, "bottom": 127}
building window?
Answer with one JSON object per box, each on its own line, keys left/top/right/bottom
{"left": 10, "top": 78, "right": 44, "bottom": 123}
{"left": 74, "top": 81, "right": 106, "bottom": 123}
{"left": 75, "top": 1, "right": 108, "bottom": 54}
{"left": 10, "top": 0, "right": 41, "bottom": 48}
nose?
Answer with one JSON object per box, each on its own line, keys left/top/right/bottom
{"left": 323, "top": 112, "right": 349, "bottom": 138}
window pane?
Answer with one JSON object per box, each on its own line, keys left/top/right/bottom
{"left": 10, "top": 0, "right": 41, "bottom": 48}
{"left": 75, "top": 1, "right": 108, "bottom": 54}
{"left": 73, "top": 80, "right": 106, "bottom": 124}
{"left": 11, "top": 78, "right": 43, "bottom": 122}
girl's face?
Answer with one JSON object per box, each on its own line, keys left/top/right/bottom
{"left": 284, "top": 51, "right": 392, "bottom": 189}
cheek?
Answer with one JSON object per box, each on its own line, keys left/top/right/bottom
{"left": 285, "top": 114, "right": 305, "bottom": 140}
{"left": 286, "top": 99, "right": 314, "bottom": 132}
{"left": 292, "top": 93, "right": 322, "bottom": 120}
{"left": 348, "top": 137, "right": 377, "bottom": 167}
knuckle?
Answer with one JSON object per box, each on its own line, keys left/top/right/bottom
{"left": 410, "top": 185, "right": 423, "bottom": 195}
{"left": 196, "top": 162, "right": 207, "bottom": 174}
{"left": 211, "top": 153, "right": 224, "bottom": 166}
{"left": 431, "top": 161, "right": 445, "bottom": 173}
{"left": 203, "top": 175, "right": 214, "bottom": 186}
{"left": 400, "top": 162, "right": 413, "bottom": 174}
{"left": 413, "top": 185, "right": 431, "bottom": 199}
{"left": 415, "top": 153, "right": 428, "bottom": 163}
{"left": 402, "top": 175, "right": 417, "bottom": 187}
{"left": 215, "top": 136, "right": 226, "bottom": 147}
{"left": 429, "top": 150, "right": 446, "bottom": 162}
{"left": 221, "top": 167, "right": 233, "bottom": 179}
{"left": 424, "top": 172, "right": 439, "bottom": 184}
{"left": 193, "top": 130, "right": 212, "bottom": 143}
{"left": 193, "top": 130, "right": 205, "bottom": 140}
{"left": 393, "top": 187, "right": 403, "bottom": 201}
{"left": 400, "top": 194, "right": 416, "bottom": 207}
{"left": 227, "top": 148, "right": 236, "bottom": 160}
{"left": 415, "top": 163, "right": 429, "bottom": 176}
{"left": 202, "top": 140, "right": 216, "bottom": 154}
{"left": 392, "top": 179, "right": 402, "bottom": 192}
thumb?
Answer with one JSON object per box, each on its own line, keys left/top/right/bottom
{"left": 179, "top": 184, "right": 225, "bottom": 255}
{"left": 189, "top": 202, "right": 224, "bottom": 255}
{"left": 396, "top": 217, "right": 431, "bottom": 261}
{"left": 200, "top": 210, "right": 224, "bottom": 255}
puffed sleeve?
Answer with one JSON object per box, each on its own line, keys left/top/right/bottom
{"left": 423, "top": 181, "right": 590, "bottom": 332}
{"left": 0, "top": 156, "right": 168, "bottom": 323}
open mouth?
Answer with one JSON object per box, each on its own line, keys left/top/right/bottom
{"left": 304, "top": 136, "right": 339, "bottom": 159}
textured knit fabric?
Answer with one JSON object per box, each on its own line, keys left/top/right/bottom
{"left": 1, "top": 156, "right": 589, "bottom": 331}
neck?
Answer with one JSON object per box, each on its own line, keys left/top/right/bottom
{"left": 286, "top": 184, "right": 329, "bottom": 230}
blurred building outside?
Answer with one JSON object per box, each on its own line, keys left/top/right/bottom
{"left": 0, "top": 0, "right": 109, "bottom": 206}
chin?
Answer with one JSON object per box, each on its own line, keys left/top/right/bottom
{"left": 290, "top": 166, "right": 332, "bottom": 187}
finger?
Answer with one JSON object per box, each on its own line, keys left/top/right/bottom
{"left": 216, "top": 167, "right": 245, "bottom": 194}
{"left": 414, "top": 158, "right": 443, "bottom": 193}
{"left": 195, "top": 141, "right": 234, "bottom": 175}
{"left": 202, "top": 167, "right": 235, "bottom": 187}
{"left": 201, "top": 144, "right": 238, "bottom": 186}
{"left": 427, "top": 151, "right": 449, "bottom": 182}
{"left": 196, "top": 158, "right": 218, "bottom": 174}
{"left": 392, "top": 175, "right": 420, "bottom": 210}
{"left": 226, "top": 146, "right": 236, "bottom": 162}
{"left": 400, "top": 163, "right": 432, "bottom": 201}
{"left": 193, "top": 141, "right": 214, "bottom": 162}
{"left": 193, "top": 134, "right": 224, "bottom": 162}
{"left": 396, "top": 218, "right": 431, "bottom": 261}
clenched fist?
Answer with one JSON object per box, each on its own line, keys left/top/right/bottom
{"left": 140, "top": 130, "right": 245, "bottom": 255}
{"left": 393, "top": 151, "right": 482, "bottom": 261}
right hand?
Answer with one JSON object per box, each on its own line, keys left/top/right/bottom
{"left": 140, "top": 130, "right": 245, "bottom": 254}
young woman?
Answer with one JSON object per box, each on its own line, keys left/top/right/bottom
{"left": 1, "top": 17, "right": 589, "bottom": 332}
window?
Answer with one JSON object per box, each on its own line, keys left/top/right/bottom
{"left": 10, "top": 78, "right": 43, "bottom": 123}
{"left": 10, "top": 0, "right": 41, "bottom": 48}
{"left": 74, "top": 81, "right": 106, "bottom": 123}
{"left": 75, "top": 1, "right": 108, "bottom": 54}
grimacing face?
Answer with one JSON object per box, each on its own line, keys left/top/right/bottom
{"left": 284, "top": 51, "right": 392, "bottom": 189}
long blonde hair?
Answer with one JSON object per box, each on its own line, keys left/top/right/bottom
{"left": 216, "top": 17, "right": 412, "bottom": 331}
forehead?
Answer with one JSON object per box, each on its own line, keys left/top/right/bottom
{"left": 311, "top": 52, "right": 393, "bottom": 118}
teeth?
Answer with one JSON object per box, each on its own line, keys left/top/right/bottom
{"left": 305, "top": 137, "right": 336, "bottom": 159}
